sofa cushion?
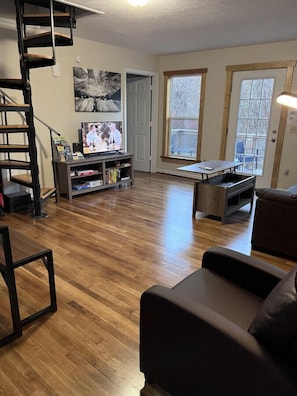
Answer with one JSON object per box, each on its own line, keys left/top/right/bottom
{"left": 256, "top": 187, "right": 297, "bottom": 205}
{"left": 248, "top": 265, "right": 297, "bottom": 363}
{"left": 173, "top": 268, "right": 262, "bottom": 330}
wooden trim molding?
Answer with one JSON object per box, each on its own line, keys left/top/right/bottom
{"left": 220, "top": 61, "right": 297, "bottom": 187}
{"left": 164, "top": 68, "right": 208, "bottom": 77}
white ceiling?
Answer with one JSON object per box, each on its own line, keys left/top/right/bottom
{"left": 1, "top": 0, "right": 297, "bottom": 55}
{"left": 71, "top": 0, "right": 297, "bottom": 55}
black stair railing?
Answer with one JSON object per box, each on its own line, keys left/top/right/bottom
{"left": 9, "top": 0, "right": 75, "bottom": 217}
{"left": 0, "top": 88, "right": 60, "bottom": 204}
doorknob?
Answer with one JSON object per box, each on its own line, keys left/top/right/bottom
{"left": 271, "top": 138, "right": 276, "bottom": 143}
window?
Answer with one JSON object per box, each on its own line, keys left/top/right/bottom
{"left": 163, "top": 69, "right": 207, "bottom": 160}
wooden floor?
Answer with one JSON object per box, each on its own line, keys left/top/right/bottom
{"left": 0, "top": 171, "right": 295, "bottom": 395}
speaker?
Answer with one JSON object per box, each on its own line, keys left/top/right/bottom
{"left": 4, "top": 192, "right": 32, "bottom": 213}
{"left": 73, "top": 142, "right": 82, "bottom": 152}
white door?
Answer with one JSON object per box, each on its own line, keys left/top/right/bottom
{"left": 226, "top": 69, "right": 286, "bottom": 188}
{"left": 127, "top": 76, "right": 151, "bottom": 172}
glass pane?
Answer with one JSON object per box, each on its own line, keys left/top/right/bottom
{"left": 168, "top": 74, "right": 201, "bottom": 158}
{"left": 238, "top": 100, "right": 249, "bottom": 118}
{"left": 240, "top": 80, "right": 252, "bottom": 99}
{"left": 170, "top": 76, "right": 200, "bottom": 117}
{"left": 251, "top": 80, "right": 263, "bottom": 99}
{"left": 170, "top": 118, "right": 198, "bottom": 158}
{"left": 234, "top": 77, "right": 275, "bottom": 175}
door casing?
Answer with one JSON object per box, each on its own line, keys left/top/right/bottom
{"left": 220, "top": 61, "right": 296, "bottom": 188}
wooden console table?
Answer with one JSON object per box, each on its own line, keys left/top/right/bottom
{"left": 179, "top": 160, "right": 256, "bottom": 223}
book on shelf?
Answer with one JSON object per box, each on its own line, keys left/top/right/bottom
{"left": 105, "top": 168, "right": 120, "bottom": 184}
{"left": 53, "top": 136, "right": 72, "bottom": 161}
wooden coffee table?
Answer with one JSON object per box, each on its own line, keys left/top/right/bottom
{"left": 179, "top": 160, "right": 256, "bottom": 223}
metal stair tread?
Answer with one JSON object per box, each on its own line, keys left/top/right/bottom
{"left": 0, "top": 79, "right": 25, "bottom": 90}
{"left": 0, "top": 160, "right": 31, "bottom": 169}
{"left": 0, "top": 103, "right": 31, "bottom": 112}
{"left": 24, "top": 31, "right": 73, "bottom": 48}
{"left": 23, "top": 12, "right": 75, "bottom": 28}
{"left": 23, "top": 53, "right": 55, "bottom": 68}
{"left": 10, "top": 173, "right": 32, "bottom": 186}
{"left": 0, "top": 125, "right": 30, "bottom": 132}
{"left": 0, "top": 144, "right": 29, "bottom": 152}
{"left": 40, "top": 187, "right": 56, "bottom": 200}
{"left": 10, "top": 174, "right": 56, "bottom": 200}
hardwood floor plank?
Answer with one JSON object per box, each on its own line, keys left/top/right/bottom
{"left": 0, "top": 171, "right": 295, "bottom": 395}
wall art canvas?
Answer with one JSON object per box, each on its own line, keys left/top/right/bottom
{"left": 73, "top": 67, "right": 121, "bottom": 112}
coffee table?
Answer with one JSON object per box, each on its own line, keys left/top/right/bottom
{"left": 179, "top": 160, "right": 256, "bottom": 223}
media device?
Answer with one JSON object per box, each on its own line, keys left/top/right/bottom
{"left": 79, "top": 121, "right": 123, "bottom": 157}
{"left": 72, "top": 142, "right": 83, "bottom": 153}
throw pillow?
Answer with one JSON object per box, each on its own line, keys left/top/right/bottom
{"left": 248, "top": 265, "right": 297, "bottom": 363}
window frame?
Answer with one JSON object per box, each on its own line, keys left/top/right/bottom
{"left": 162, "top": 68, "right": 207, "bottom": 161}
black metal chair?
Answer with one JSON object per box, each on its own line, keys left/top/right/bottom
{"left": 0, "top": 225, "right": 57, "bottom": 347}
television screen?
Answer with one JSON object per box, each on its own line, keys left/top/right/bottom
{"left": 80, "top": 121, "right": 123, "bottom": 156}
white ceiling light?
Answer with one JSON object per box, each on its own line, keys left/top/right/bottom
{"left": 276, "top": 92, "right": 297, "bottom": 109}
{"left": 128, "top": 0, "right": 148, "bottom": 6}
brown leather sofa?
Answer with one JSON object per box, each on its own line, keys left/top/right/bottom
{"left": 251, "top": 184, "right": 297, "bottom": 260}
{"left": 140, "top": 247, "right": 297, "bottom": 396}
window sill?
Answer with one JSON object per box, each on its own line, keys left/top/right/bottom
{"left": 160, "top": 155, "right": 200, "bottom": 164}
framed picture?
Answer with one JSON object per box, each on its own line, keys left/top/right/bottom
{"left": 73, "top": 67, "right": 121, "bottom": 112}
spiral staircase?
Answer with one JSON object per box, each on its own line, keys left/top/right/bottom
{"left": 0, "top": 0, "right": 76, "bottom": 217}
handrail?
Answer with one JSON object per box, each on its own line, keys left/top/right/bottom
{"left": 0, "top": 88, "right": 61, "bottom": 136}
{"left": 0, "top": 87, "right": 60, "bottom": 200}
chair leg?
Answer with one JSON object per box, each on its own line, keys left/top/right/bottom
{"left": 20, "top": 251, "right": 57, "bottom": 327}
{"left": 44, "top": 250, "right": 57, "bottom": 312}
{"left": 0, "top": 269, "right": 22, "bottom": 347}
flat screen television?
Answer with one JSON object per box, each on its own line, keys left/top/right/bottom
{"left": 80, "top": 121, "right": 123, "bottom": 156}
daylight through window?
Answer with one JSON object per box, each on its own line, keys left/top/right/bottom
{"left": 163, "top": 69, "right": 207, "bottom": 160}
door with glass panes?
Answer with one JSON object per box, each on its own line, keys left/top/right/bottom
{"left": 225, "top": 69, "right": 286, "bottom": 188}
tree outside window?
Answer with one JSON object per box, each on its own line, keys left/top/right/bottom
{"left": 163, "top": 69, "right": 207, "bottom": 160}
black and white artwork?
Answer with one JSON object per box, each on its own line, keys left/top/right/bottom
{"left": 73, "top": 67, "right": 121, "bottom": 112}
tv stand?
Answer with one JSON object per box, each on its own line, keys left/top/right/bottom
{"left": 55, "top": 152, "right": 134, "bottom": 200}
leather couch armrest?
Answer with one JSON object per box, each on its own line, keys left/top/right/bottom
{"left": 256, "top": 188, "right": 297, "bottom": 206}
{"left": 202, "top": 246, "right": 286, "bottom": 298}
{"left": 140, "top": 285, "right": 297, "bottom": 396}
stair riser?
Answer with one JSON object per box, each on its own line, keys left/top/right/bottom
{"left": 23, "top": 55, "right": 56, "bottom": 69}
{"left": 0, "top": 79, "right": 25, "bottom": 90}
{"left": 0, "top": 149, "right": 30, "bottom": 153}
{"left": 22, "top": 0, "right": 69, "bottom": 12}
{"left": 0, "top": 164, "right": 31, "bottom": 170}
{"left": 23, "top": 14, "right": 75, "bottom": 28}
{"left": 24, "top": 36, "right": 73, "bottom": 48}
{"left": 0, "top": 128, "right": 30, "bottom": 133}
{"left": 0, "top": 105, "right": 30, "bottom": 112}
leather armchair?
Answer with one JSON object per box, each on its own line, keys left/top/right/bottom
{"left": 140, "top": 247, "right": 297, "bottom": 396}
{"left": 251, "top": 185, "right": 297, "bottom": 260}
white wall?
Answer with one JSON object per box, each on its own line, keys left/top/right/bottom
{"left": 30, "top": 37, "right": 159, "bottom": 187}
{"left": 1, "top": 25, "right": 297, "bottom": 190}
{"left": 0, "top": 30, "right": 159, "bottom": 187}
{"left": 158, "top": 40, "right": 297, "bottom": 188}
